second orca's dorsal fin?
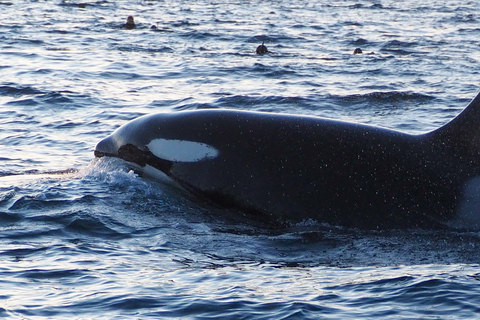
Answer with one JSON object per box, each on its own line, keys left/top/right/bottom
{"left": 427, "top": 90, "right": 480, "bottom": 157}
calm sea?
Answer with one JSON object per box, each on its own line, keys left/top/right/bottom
{"left": 1, "top": 0, "right": 480, "bottom": 318}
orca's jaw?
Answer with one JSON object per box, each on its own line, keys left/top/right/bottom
{"left": 94, "top": 135, "right": 150, "bottom": 167}
{"left": 94, "top": 142, "right": 149, "bottom": 168}
{"left": 94, "top": 149, "right": 116, "bottom": 158}
{"left": 117, "top": 144, "right": 149, "bottom": 167}
{"left": 95, "top": 138, "right": 174, "bottom": 176}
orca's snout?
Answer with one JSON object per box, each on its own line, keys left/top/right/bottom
{"left": 94, "top": 136, "right": 118, "bottom": 158}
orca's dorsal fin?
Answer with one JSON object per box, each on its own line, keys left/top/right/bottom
{"left": 427, "top": 91, "right": 480, "bottom": 158}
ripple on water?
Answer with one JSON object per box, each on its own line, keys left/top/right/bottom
{"left": 0, "top": 83, "right": 43, "bottom": 97}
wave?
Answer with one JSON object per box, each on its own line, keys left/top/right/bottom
{"left": 171, "top": 91, "right": 434, "bottom": 115}
{"left": 114, "top": 45, "right": 174, "bottom": 54}
{"left": 56, "top": 0, "right": 113, "bottom": 9}
{"left": 171, "top": 94, "right": 317, "bottom": 113}
{"left": 330, "top": 91, "right": 435, "bottom": 105}
{"left": 0, "top": 83, "right": 43, "bottom": 97}
{"left": 3, "top": 87, "right": 96, "bottom": 110}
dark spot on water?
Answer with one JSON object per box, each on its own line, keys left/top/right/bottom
{"left": 256, "top": 42, "right": 268, "bottom": 55}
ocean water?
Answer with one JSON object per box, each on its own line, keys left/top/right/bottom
{"left": 2, "top": 0, "right": 480, "bottom": 318}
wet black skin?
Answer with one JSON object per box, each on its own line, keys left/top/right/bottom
{"left": 95, "top": 92, "right": 480, "bottom": 229}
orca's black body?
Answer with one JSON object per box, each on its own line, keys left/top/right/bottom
{"left": 95, "top": 92, "right": 480, "bottom": 229}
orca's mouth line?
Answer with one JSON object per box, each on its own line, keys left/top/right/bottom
{"left": 94, "top": 150, "right": 117, "bottom": 158}
{"left": 95, "top": 143, "right": 174, "bottom": 174}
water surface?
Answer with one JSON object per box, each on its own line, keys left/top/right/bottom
{"left": 1, "top": 0, "right": 480, "bottom": 318}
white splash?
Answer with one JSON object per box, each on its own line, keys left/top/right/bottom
{"left": 147, "top": 138, "right": 219, "bottom": 162}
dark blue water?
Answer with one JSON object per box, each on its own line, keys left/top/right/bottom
{"left": 2, "top": 0, "right": 480, "bottom": 318}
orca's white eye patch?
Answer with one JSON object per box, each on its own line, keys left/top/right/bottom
{"left": 147, "top": 138, "right": 219, "bottom": 162}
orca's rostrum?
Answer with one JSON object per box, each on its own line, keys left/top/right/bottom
{"left": 94, "top": 92, "right": 480, "bottom": 229}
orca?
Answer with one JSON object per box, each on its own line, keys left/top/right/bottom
{"left": 94, "top": 92, "right": 480, "bottom": 229}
